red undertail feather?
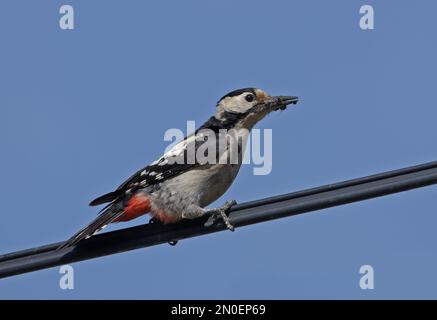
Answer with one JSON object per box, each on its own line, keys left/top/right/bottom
{"left": 115, "top": 194, "right": 151, "bottom": 222}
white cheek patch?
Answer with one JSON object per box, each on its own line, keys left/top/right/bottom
{"left": 219, "top": 95, "right": 255, "bottom": 114}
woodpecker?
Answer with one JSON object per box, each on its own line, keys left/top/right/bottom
{"left": 59, "top": 88, "right": 298, "bottom": 249}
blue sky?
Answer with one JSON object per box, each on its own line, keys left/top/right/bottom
{"left": 1, "top": 0, "right": 436, "bottom": 299}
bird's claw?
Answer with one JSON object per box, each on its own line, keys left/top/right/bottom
{"left": 205, "top": 200, "right": 237, "bottom": 231}
{"left": 222, "top": 200, "right": 237, "bottom": 212}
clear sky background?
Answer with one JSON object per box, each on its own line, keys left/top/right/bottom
{"left": 1, "top": 0, "right": 436, "bottom": 299}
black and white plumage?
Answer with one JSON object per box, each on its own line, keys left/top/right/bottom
{"left": 59, "top": 88, "right": 298, "bottom": 249}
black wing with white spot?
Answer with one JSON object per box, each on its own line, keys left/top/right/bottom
{"left": 89, "top": 133, "right": 206, "bottom": 206}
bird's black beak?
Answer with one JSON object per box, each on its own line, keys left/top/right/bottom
{"left": 265, "top": 95, "right": 299, "bottom": 111}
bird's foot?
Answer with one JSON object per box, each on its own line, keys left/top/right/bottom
{"left": 205, "top": 200, "right": 237, "bottom": 231}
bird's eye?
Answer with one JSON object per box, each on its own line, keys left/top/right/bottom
{"left": 245, "top": 94, "right": 254, "bottom": 102}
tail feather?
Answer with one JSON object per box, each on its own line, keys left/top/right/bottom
{"left": 89, "top": 190, "right": 124, "bottom": 206}
{"left": 58, "top": 207, "right": 124, "bottom": 250}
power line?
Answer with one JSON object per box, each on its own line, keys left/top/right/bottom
{"left": 1, "top": 160, "right": 437, "bottom": 279}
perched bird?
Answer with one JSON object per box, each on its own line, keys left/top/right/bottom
{"left": 59, "top": 88, "right": 298, "bottom": 249}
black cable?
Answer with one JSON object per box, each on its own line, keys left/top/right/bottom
{"left": 1, "top": 160, "right": 437, "bottom": 279}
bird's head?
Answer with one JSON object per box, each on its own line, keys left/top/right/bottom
{"left": 214, "top": 88, "right": 298, "bottom": 129}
